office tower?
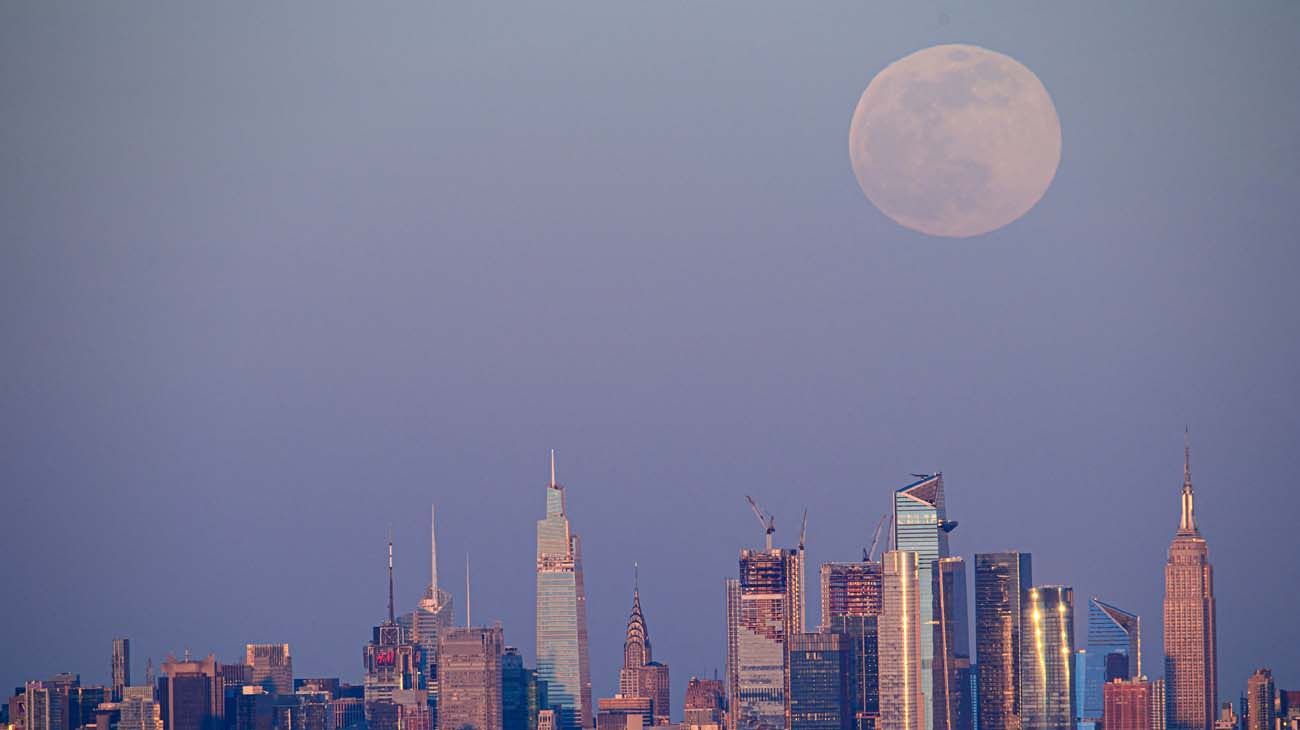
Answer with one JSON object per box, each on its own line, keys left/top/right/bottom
{"left": 733, "top": 546, "right": 803, "bottom": 730}
{"left": 536, "top": 452, "right": 593, "bottom": 730}
{"left": 392, "top": 690, "right": 433, "bottom": 730}
{"left": 617, "top": 573, "right": 670, "bottom": 724}
{"left": 160, "top": 654, "right": 223, "bottom": 730}
{"left": 113, "top": 640, "right": 132, "bottom": 703}
{"left": 1073, "top": 652, "right": 1089, "bottom": 730}
{"left": 71, "top": 686, "right": 105, "bottom": 730}
{"left": 595, "top": 698, "right": 651, "bottom": 730}
{"left": 505, "top": 648, "right": 549, "bottom": 730}
{"left": 328, "top": 698, "right": 365, "bottom": 730}
{"left": 933, "top": 558, "right": 970, "bottom": 730}
{"left": 120, "top": 687, "right": 164, "bottom": 730}
{"left": 973, "top": 552, "right": 1032, "bottom": 730}
{"left": 1244, "top": 670, "right": 1273, "bottom": 730}
{"left": 1103, "top": 679, "right": 1151, "bottom": 730}
{"left": 438, "top": 625, "right": 505, "bottom": 730}
{"left": 23, "top": 683, "right": 51, "bottom": 730}
{"left": 27, "top": 674, "right": 78, "bottom": 730}
{"left": 725, "top": 579, "right": 741, "bottom": 730}
{"left": 1083, "top": 598, "right": 1141, "bottom": 721}
{"left": 894, "top": 474, "right": 954, "bottom": 730}
{"left": 416, "top": 506, "right": 457, "bottom": 699}
{"left": 1213, "top": 702, "right": 1237, "bottom": 730}
{"left": 1151, "top": 680, "right": 1166, "bottom": 730}
{"left": 244, "top": 645, "right": 292, "bottom": 696}
{"left": 822, "top": 561, "right": 882, "bottom": 730}
{"left": 232, "top": 688, "right": 273, "bottom": 730}
{"left": 1018, "top": 586, "right": 1075, "bottom": 730}
{"left": 683, "top": 678, "right": 726, "bottom": 727}
{"left": 1163, "top": 434, "right": 1218, "bottom": 730}
{"left": 880, "top": 551, "right": 924, "bottom": 730}
{"left": 788, "top": 633, "right": 850, "bottom": 730}
{"left": 365, "top": 539, "right": 423, "bottom": 718}
{"left": 960, "top": 666, "right": 977, "bottom": 730}
{"left": 820, "top": 563, "right": 882, "bottom": 632}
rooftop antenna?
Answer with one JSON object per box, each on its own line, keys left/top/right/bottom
{"left": 550, "top": 449, "right": 557, "bottom": 488}
{"left": 387, "top": 528, "right": 396, "bottom": 624}
{"left": 430, "top": 505, "right": 439, "bottom": 599}
{"left": 465, "top": 552, "right": 472, "bottom": 628}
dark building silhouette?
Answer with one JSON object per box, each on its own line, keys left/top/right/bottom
{"left": 973, "top": 552, "right": 1031, "bottom": 730}
{"left": 788, "top": 633, "right": 849, "bottom": 730}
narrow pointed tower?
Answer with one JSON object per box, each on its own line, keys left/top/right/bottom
{"left": 1163, "top": 430, "right": 1218, "bottom": 730}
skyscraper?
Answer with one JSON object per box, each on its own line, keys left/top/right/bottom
{"left": 160, "top": 655, "right": 223, "bottom": 730}
{"left": 1244, "top": 670, "right": 1274, "bottom": 730}
{"left": 536, "top": 451, "right": 593, "bottom": 730}
{"left": 973, "top": 552, "right": 1031, "bottom": 730}
{"left": 245, "top": 645, "right": 293, "bottom": 696}
{"left": 733, "top": 546, "right": 803, "bottom": 730}
{"left": 788, "top": 633, "right": 850, "bottom": 730}
{"left": 683, "top": 678, "right": 726, "bottom": 728}
{"left": 932, "top": 558, "right": 970, "bottom": 730}
{"left": 1083, "top": 598, "right": 1140, "bottom": 720}
{"left": 893, "top": 474, "right": 953, "bottom": 730}
{"left": 618, "top": 570, "right": 670, "bottom": 724}
{"left": 821, "top": 561, "right": 882, "bottom": 730}
{"left": 1018, "top": 586, "right": 1075, "bottom": 730}
{"left": 503, "top": 647, "right": 546, "bottom": 730}
{"left": 415, "top": 506, "right": 457, "bottom": 702}
{"left": 113, "top": 640, "right": 132, "bottom": 703}
{"left": 1163, "top": 434, "right": 1218, "bottom": 730}
{"left": 1103, "top": 679, "right": 1152, "bottom": 730}
{"left": 879, "top": 550, "right": 924, "bottom": 730}
{"left": 725, "top": 579, "right": 741, "bottom": 730}
{"left": 437, "top": 626, "right": 504, "bottom": 730}
{"left": 119, "top": 687, "right": 164, "bottom": 730}
{"left": 365, "top": 539, "right": 423, "bottom": 719}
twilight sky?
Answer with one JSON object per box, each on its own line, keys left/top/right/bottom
{"left": 3, "top": 1, "right": 1299, "bottom": 712}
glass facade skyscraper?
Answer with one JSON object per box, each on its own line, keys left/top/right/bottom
{"left": 973, "top": 552, "right": 1031, "bottom": 730}
{"left": 1018, "top": 586, "right": 1076, "bottom": 730}
{"left": 932, "top": 558, "right": 970, "bottom": 730}
{"left": 536, "top": 452, "right": 593, "bottom": 730}
{"left": 880, "top": 551, "right": 924, "bottom": 730}
{"left": 821, "top": 561, "right": 882, "bottom": 730}
{"left": 1083, "top": 598, "right": 1140, "bottom": 720}
{"left": 893, "top": 474, "right": 952, "bottom": 730}
{"left": 788, "top": 633, "right": 850, "bottom": 730}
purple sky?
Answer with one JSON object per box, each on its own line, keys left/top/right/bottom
{"left": 3, "top": 1, "right": 1299, "bottom": 713}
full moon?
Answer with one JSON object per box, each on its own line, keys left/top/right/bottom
{"left": 849, "top": 44, "right": 1062, "bottom": 238}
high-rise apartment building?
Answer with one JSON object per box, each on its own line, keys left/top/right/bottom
{"left": 1150, "top": 680, "right": 1166, "bottom": 730}
{"left": 821, "top": 560, "right": 882, "bottom": 730}
{"left": 732, "top": 546, "right": 803, "bottom": 730}
{"left": 1103, "top": 679, "right": 1151, "bottom": 730}
{"left": 120, "top": 687, "right": 163, "bottom": 730}
{"left": 973, "top": 552, "right": 1031, "bottom": 730}
{"left": 893, "top": 474, "right": 953, "bottom": 730}
{"left": 1083, "top": 599, "right": 1140, "bottom": 721}
{"left": 879, "top": 551, "right": 924, "bottom": 730}
{"left": 932, "top": 558, "right": 970, "bottom": 730}
{"left": 245, "top": 645, "right": 293, "bottom": 696}
{"left": 536, "top": 452, "right": 593, "bottom": 730}
{"left": 1244, "top": 670, "right": 1274, "bottom": 730}
{"left": 1163, "top": 435, "right": 1218, "bottom": 730}
{"left": 788, "top": 633, "right": 849, "bottom": 730}
{"left": 438, "top": 625, "right": 504, "bottom": 730}
{"left": 1018, "top": 586, "right": 1075, "bottom": 730}
{"left": 725, "top": 579, "right": 741, "bottom": 730}
{"left": 113, "top": 640, "right": 132, "bottom": 703}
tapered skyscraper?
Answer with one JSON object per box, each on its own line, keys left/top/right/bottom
{"left": 536, "top": 451, "right": 593, "bottom": 730}
{"left": 893, "top": 473, "right": 953, "bottom": 730}
{"left": 415, "top": 506, "right": 455, "bottom": 701}
{"left": 1163, "top": 433, "right": 1217, "bottom": 730}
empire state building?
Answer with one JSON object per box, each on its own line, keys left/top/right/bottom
{"left": 1162, "top": 432, "right": 1218, "bottom": 730}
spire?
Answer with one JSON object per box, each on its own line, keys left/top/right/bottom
{"left": 550, "top": 448, "right": 557, "bottom": 488}
{"left": 623, "top": 564, "right": 650, "bottom": 668}
{"left": 387, "top": 530, "right": 396, "bottom": 624}
{"left": 430, "top": 504, "right": 439, "bottom": 600}
{"left": 465, "top": 552, "right": 472, "bottom": 628}
{"left": 1178, "top": 426, "right": 1199, "bottom": 536}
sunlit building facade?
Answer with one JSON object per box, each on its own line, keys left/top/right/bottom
{"left": 438, "top": 626, "right": 504, "bottom": 730}
{"left": 821, "top": 559, "right": 882, "bottom": 730}
{"left": 1163, "top": 437, "right": 1217, "bottom": 730}
{"left": 1102, "top": 678, "right": 1151, "bottom": 730}
{"left": 932, "top": 558, "right": 970, "bottom": 730}
{"left": 893, "top": 474, "right": 952, "bottom": 730}
{"left": 1244, "top": 669, "right": 1274, "bottom": 730}
{"left": 245, "top": 645, "right": 293, "bottom": 696}
{"left": 819, "top": 563, "right": 882, "bottom": 632}
{"left": 733, "top": 547, "right": 802, "bottom": 730}
{"left": 880, "top": 551, "right": 924, "bottom": 730}
{"left": 1018, "top": 586, "right": 1075, "bottom": 730}
{"left": 1083, "top": 598, "right": 1140, "bottom": 720}
{"left": 536, "top": 452, "right": 593, "bottom": 730}
{"left": 973, "top": 552, "right": 1032, "bottom": 730}
{"left": 113, "top": 639, "right": 132, "bottom": 703}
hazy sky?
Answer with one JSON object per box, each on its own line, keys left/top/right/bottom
{"left": 3, "top": 1, "right": 1299, "bottom": 712}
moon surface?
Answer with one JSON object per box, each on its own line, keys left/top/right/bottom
{"left": 849, "top": 44, "right": 1062, "bottom": 238}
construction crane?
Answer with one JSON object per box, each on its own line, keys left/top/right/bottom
{"left": 864, "top": 513, "right": 892, "bottom": 562}
{"left": 745, "top": 495, "right": 776, "bottom": 551}
{"left": 798, "top": 509, "right": 808, "bottom": 552}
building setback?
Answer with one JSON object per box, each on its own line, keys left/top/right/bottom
{"left": 893, "top": 474, "right": 953, "bottom": 730}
